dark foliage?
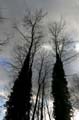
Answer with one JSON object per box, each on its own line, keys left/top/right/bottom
{"left": 4, "top": 9, "right": 45, "bottom": 120}
{"left": 4, "top": 51, "right": 32, "bottom": 120}
{"left": 52, "top": 53, "right": 72, "bottom": 120}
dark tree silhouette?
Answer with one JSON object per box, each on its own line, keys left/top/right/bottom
{"left": 4, "top": 9, "right": 45, "bottom": 120}
{"left": 52, "top": 53, "right": 72, "bottom": 120}
{"left": 4, "top": 50, "right": 32, "bottom": 120}
{"left": 49, "top": 20, "right": 73, "bottom": 120}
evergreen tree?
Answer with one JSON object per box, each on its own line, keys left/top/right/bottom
{"left": 4, "top": 9, "right": 45, "bottom": 120}
{"left": 52, "top": 53, "right": 72, "bottom": 120}
{"left": 4, "top": 51, "right": 32, "bottom": 120}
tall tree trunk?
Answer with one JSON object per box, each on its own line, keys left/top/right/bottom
{"left": 32, "top": 83, "right": 41, "bottom": 120}
{"left": 40, "top": 78, "right": 45, "bottom": 120}
{"left": 52, "top": 53, "right": 72, "bottom": 120}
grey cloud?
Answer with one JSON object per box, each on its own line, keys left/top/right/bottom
{"left": 0, "top": 0, "right": 79, "bottom": 23}
{"left": 0, "top": 0, "right": 27, "bottom": 18}
{"left": 0, "top": 0, "right": 79, "bottom": 97}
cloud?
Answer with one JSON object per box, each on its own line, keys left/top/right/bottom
{"left": 0, "top": 0, "right": 27, "bottom": 18}
{"left": 0, "top": 0, "right": 79, "bottom": 105}
{"left": 0, "top": 0, "right": 79, "bottom": 82}
{"left": 0, "top": 67, "right": 9, "bottom": 85}
{"left": 0, "top": 0, "right": 78, "bottom": 19}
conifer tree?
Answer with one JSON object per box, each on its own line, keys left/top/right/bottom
{"left": 52, "top": 53, "right": 72, "bottom": 120}
{"left": 4, "top": 50, "right": 32, "bottom": 120}
{"left": 4, "top": 9, "right": 45, "bottom": 120}
{"left": 49, "top": 20, "right": 73, "bottom": 120}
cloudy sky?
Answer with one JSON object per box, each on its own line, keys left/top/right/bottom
{"left": 0, "top": 0, "right": 79, "bottom": 119}
{"left": 0, "top": 0, "right": 79, "bottom": 96}
{"left": 0, "top": 0, "right": 79, "bottom": 78}
{"left": 0, "top": 0, "right": 79, "bottom": 21}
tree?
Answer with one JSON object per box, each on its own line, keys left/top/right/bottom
{"left": 52, "top": 53, "right": 72, "bottom": 120}
{"left": 32, "top": 53, "right": 45, "bottom": 120}
{"left": 49, "top": 20, "right": 73, "bottom": 120}
{"left": 49, "top": 20, "right": 78, "bottom": 63}
{"left": 32, "top": 51, "right": 52, "bottom": 120}
{"left": 4, "top": 9, "right": 45, "bottom": 120}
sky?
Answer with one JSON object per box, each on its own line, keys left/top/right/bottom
{"left": 0, "top": 0, "right": 79, "bottom": 77}
{"left": 1, "top": 0, "right": 79, "bottom": 21}
{"left": 0, "top": 0, "right": 79, "bottom": 119}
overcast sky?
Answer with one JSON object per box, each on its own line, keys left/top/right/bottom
{"left": 0, "top": 0, "right": 79, "bottom": 89}
{"left": 0, "top": 0, "right": 79, "bottom": 41}
{"left": 0, "top": 0, "right": 79, "bottom": 119}
{"left": 0, "top": 0, "right": 79, "bottom": 20}
{"left": 0, "top": 0, "right": 79, "bottom": 91}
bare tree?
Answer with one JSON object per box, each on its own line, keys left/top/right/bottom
{"left": 32, "top": 51, "right": 52, "bottom": 120}
{"left": 6, "top": 9, "right": 46, "bottom": 78}
{"left": 49, "top": 19, "right": 78, "bottom": 64}
{"left": 49, "top": 20, "right": 73, "bottom": 120}
{"left": 4, "top": 9, "right": 46, "bottom": 120}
